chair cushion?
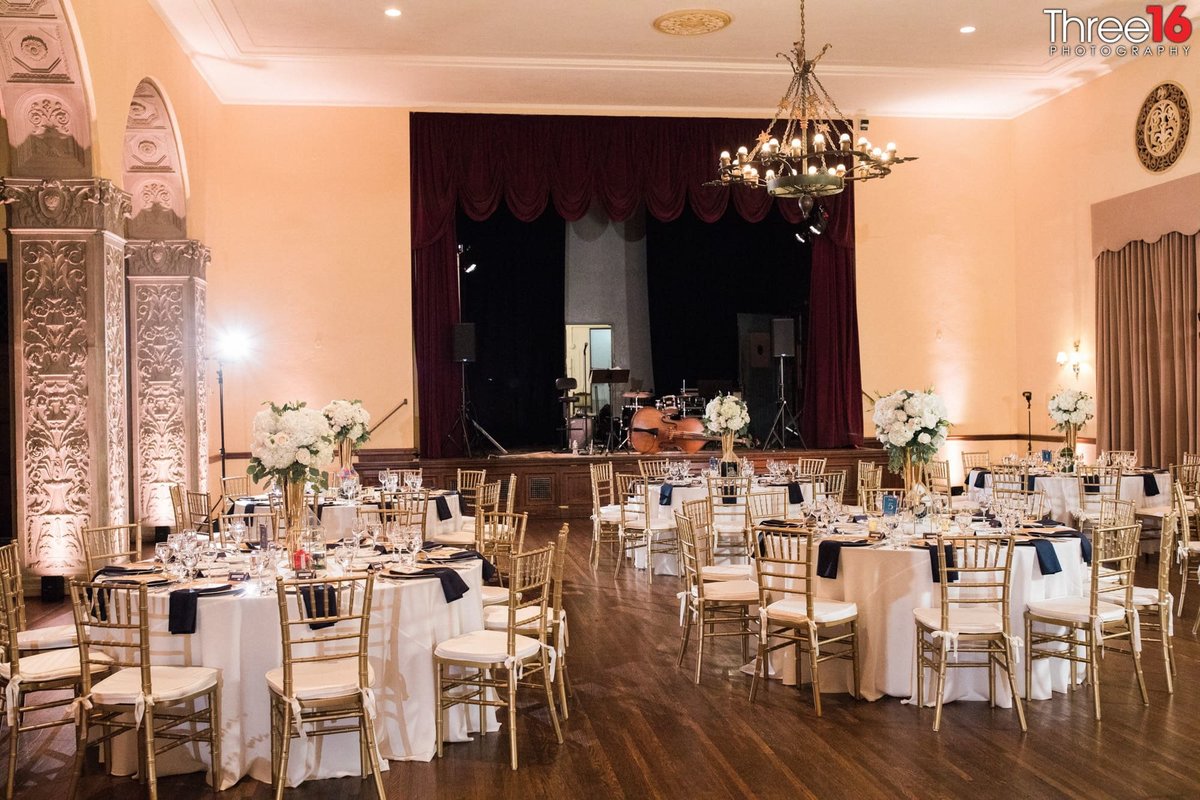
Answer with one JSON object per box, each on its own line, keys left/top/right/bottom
{"left": 701, "top": 563, "right": 754, "bottom": 582}
{"left": 266, "top": 658, "right": 374, "bottom": 700}
{"left": 621, "top": 516, "right": 676, "bottom": 533}
{"left": 91, "top": 665, "right": 218, "bottom": 706}
{"left": 1026, "top": 597, "right": 1126, "bottom": 624}
{"left": 913, "top": 606, "right": 1004, "bottom": 635}
{"left": 596, "top": 504, "right": 622, "bottom": 522}
{"left": 1188, "top": 541, "right": 1200, "bottom": 554}
{"left": 434, "top": 629, "right": 541, "bottom": 665}
{"left": 695, "top": 579, "right": 758, "bottom": 603}
{"left": 713, "top": 521, "right": 748, "bottom": 535}
{"left": 428, "top": 530, "right": 476, "bottom": 547}
{"left": 766, "top": 597, "right": 857, "bottom": 626}
{"left": 17, "top": 624, "right": 78, "bottom": 652}
{"left": 480, "top": 585, "right": 510, "bottom": 606}
{"left": 1130, "top": 586, "right": 1165, "bottom": 607}
{"left": 0, "top": 648, "right": 111, "bottom": 682}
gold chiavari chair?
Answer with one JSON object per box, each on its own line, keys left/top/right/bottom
{"left": 434, "top": 481, "right": 500, "bottom": 546}
{"left": 962, "top": 451, "right": 990, "bottom": 481}
{"left": 1184, "top": 452, "right": 1200, "bottom": 465}
{"left": 638, "top": 458, "right": 671, "bottom": 480}
{"left": 480, "top": 510, "right": 528, "bottom": 585}
{"left": 1173, "top": 481, "right": 1200, "bottom": 616}
{"left": 812, "top": 470, "right": 848, "bottom": 504}
{"left": 706, "top": 474, "right": 754, "bottom": 564}
{"left": 1099, "top": 498, "right": 1136, "bottom": 526}
{"left": 991, "top": 488, "right": 1048, "bottom": 520}
{"left": 856, "top": 461, "right": 882, "bottom": 504}
{"left": 218, "top": 511, "right": 281, "bottom": 546}
{"left": 220, "top": 475, "right": 251, "bottom": 514}
{"left": 81, "top": 523, "right": 142, "bottom": 575}
{"left": 455, "top": 468, "right": 488, "bottom": 516}
{"left": 268, "top": 573, "right": 383, "bottom": 799}
{"left": 795, "top": 457, "right": 827, "bottom": 477}
{"left": 169, "top": 483, "right": 187, "bottom": 532}
{"left": 748, "top": 488, "right": 790, "bottom": 526}
{"left": 1074, "top": 465, "right": 1122, "bottom": 531}
{"left": 1, "top": 571, "right": 108, "bottom": 800}
{"left": 68, "top": 580, "right": 222, "bottom": 799}
{"left": 484, "top": 524, "right": 571, "bottom": 718}
{"left": 184, "top": 490, "right": 218, "bottom": 537}
{"left": 398, "top": 468, "right": 423, "bottom": 487}
{"left": 922, "top": 460, "right": 959, "bottom": 510}
{"left": 1025, "top": 522, "right": 1148, "bottom": 721}
{"left": 989, "top": 463, "right": 1028, "bottom": 495}
{"left": 915, "top": 535, "right": 1025, "bottom": 732}
{"left": 435, "top": 544, "right": 561, "bottom": 770}
{"left": 614, "top": 473, "right": 677, "bottom": 583}
{"left": 751, "top": 525, "right": 860, "bottom": 715}
{"left": 675, "top": 511, "right": 758, "bottom": 684}
{"left": 682, "top": 498, "right": 753, "bottom": 581}
{"left": 589, "top": 462, "right": 622, "bottom": 572}
{"left": 0, "top": 543, "right": 76, "bottom": 654}
{"left": 1102, "top": 449, "right": 1137, "bottom": 464}
{"left": 501, "top": 472, "right": 518, "bottom": 514}
{"left": 1132, "top": 511, "right": 1177, "bottom": 692}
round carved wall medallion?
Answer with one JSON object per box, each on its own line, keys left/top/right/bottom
{"left": 1136, "top": 82, "right": 1189, "bottom": 173}
{"left": 652, "top": 9, "right": 732, "bottom": 36}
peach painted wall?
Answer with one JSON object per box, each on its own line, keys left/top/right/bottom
{"left": 65, "top": 0, "right": 417, "bottom": 495}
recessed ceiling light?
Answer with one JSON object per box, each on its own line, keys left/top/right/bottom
{"left": 384, "top": 7, "right": 402, "bottom": 18}
{"left": 959, "top": 25, "right": 976, "bottom": 34}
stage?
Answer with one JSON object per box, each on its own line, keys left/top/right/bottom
{"left": 356, "top": 446, "right": 891, "bottom": 519}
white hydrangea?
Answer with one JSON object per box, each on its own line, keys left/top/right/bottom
{"left": 873, "top": 388, "right": 951, "bottom": 471}
{"left": 1048, "top": 389, "right": 1095, "bottom": 431}
{"left": 703, "top": 394, "right": 750, "bottom": 435}
{"left": 323, "top": 399, "right": 372, "bottom": 448}
{"left": 249, "top": 402, "right": 335, "bottom": 484}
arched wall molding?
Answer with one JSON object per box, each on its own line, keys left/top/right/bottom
{"left": 2, "top": 0, "right": 130, "bottom": 578}
{"left": 122, "top": 77, "right": 209, "bottom": 527}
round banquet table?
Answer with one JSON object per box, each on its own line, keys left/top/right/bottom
{"left": 631, "top": 480, "right": 819, "bottom": 575}
{"left": 108, "top": 561, "right": 491, "bottom": 789}
{"left": 965, "top": 470, "right": 1171, "bottom": 523}
{"left": 755, "top": 537, "right": 1085, "bottom": 707}
{"left": 232, "top": 492, "right": 464, "bottom": 542}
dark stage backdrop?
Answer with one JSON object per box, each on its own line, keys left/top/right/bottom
{"left": 645, "top": 205, "right": 811, "bottom": 440}
{"left": 457, "top": 206, "right": 565, "bottom": 450}
{"left": 412, "top": 112, "right": 863, "bottom": 456}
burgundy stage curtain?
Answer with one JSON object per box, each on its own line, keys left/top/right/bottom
{"left": 412, "top": 112, "right": 863, "bottom": 456}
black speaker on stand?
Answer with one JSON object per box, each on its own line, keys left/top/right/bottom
{"left": 445, "top": 322, "right": 506, "bottom": 456}
{"left": 763, "top": 317, "right": 806, "bottom": 450}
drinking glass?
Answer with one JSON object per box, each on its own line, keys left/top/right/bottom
{"left": 227, "top": 521, "right": 247, "bottom": 550}
{"left": 178, "top": 548, "right": 199, "bottom": 582}
{"left": 154, "top": 542, "right": 172, "bottom": 567}
{"left": 333, "top": 545, "right": 354, "bottom": 575}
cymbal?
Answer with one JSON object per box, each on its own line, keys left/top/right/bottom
{"left": 622, "top": 391, "right": 653, "bottom": 399}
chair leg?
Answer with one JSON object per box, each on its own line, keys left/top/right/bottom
{"left": 1003, "top": 639, "right": 1027, "bottom": 732}
{"left": 67, "top": 712, "right": 88, "bottom": 800}
{"left": 209, "top": 687, "right": 223, "bottom": 792}
{"left": 851, "top": 622, "right": 861, "bottom": 700}
{"left": 1159, "top": 606, "right": 1175, "bottom": 694}
{"left": 677, "top": 606, "right": 693, "bottom": 668}
{"left": 507, "top": 669, "right": 518, "bottom": 771}
{"left": 144, "top": 706, "right": 158, "bottom": 800}
{"left": 434, "top": 663, "right": 444, "bottom": 758}
{"left": 542, "top": 654, "right": 563, "bottom": 745}
{"left": 1177, "top": 554, "right": 1188, "bottom": 616}
{"left": 915, "top": 626, "right": 925, "bottom": 710}
{"left": 1130, "top": 615, "right": 1149, "bottom": 707}
{"left": 694, "top": 605, "right": 705, "bottom": 685}
{"left": 362, "top": 707, "right": 386, "bottom": 799}
{"left": 275, "top": 703, "right": 292, "bottom": 800}
{"left": 1024, "top": 617, "right": 1033, "bottom": 702}
{"left": 557, "top": 654, "right": 570, "bottom": 720}
{"left": 1090, "top": 631, "right": 1102, "bottom": 722}
{"left": 808, "top": 628, "right": 823, "bottom": 717}
{"left": 749, "top": 638, "right": 765, "bottom": 703}
{"left": 6, "top": 699, "right": 19, "bottom": 800}
{"left": 932, "top": 643, "right": 949, "bottom": 732}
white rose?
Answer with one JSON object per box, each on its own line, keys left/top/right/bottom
{"left": 918, "top": 432, "right": 932, "bottom": 444}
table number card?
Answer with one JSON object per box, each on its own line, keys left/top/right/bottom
{"left": 882, "top": 495, "right": 899, "bottom": 516}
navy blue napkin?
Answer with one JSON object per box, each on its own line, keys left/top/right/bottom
{"left": 1143, "top": 472, "right": 1161, "bottom": 497}
{"left": 437, "top": 549, "right": 499, "bottom": 582}
{"left": 242, "top": 502, "right": 257, "bottom": 522}
{"left": 1016, "top": 539, "right": 1063, "bottom": 575}
{"left": 414, "top": 567, "right": 470, "bottom": 603}
{"left": 1026, "top": 475, "right": 1038, "bottom": 492}
{"left": 816, "top": 540, "right": 869, "bottom": 579}
{"left": 1083, "top": 475, "right": 1099, "bottom": 494}
{"left": 722, "top": 482, "right": 736, "bottom": 505}
{"left": 434, "top": 494, "right": 453, "bottom": 520}
{"left": 972, "top": 470, "right": 989, "bottom": 488}
{"left": 168, "top": 589, "right": 199, "bottom": 634}
{"left": 786, "top": 482, "right": 805, "bottom": 504}
{"left": 926, "top": 544, "right": 958, "bottom": 583}
{"left": 299, "top": 584, "right": 338, "bottom": 630}
{"left": 1038, "top": 526, "right": 1092, "bottom": 564}
{"left": 659, "top": 483, "right": 674, "bottom": 505}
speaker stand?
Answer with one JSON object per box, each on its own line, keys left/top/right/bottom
{"left": 763, "top": 355, "right": 805, "bottom": 450}
{"left": 445, "top": 361, "right": 507, "bottom": 457}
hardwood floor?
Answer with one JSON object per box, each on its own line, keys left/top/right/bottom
{"left": 11, "top": 520, "right": 1200, "bottom": 799}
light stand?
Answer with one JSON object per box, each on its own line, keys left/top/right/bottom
{"left": 218, "top": 360, "right": 228, "bottom": 480}
{"left": 763, "top": 354, "right": 805, "bottom": 450}
{"left": 446, "top": 361, "right": 506, "bottom": 457}
{"left": 213, "top": 329, "right": 250, "bottom": 484}
{"left": 1023, "top": 390, "right": 1033, "bottom": 453}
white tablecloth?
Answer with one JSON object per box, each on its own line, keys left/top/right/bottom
{"left": 761, "top": 539, "right": 1084, "bottom": 707}
{"left": 966, "top": 471, "right": 1170, "bottom": 524}
{"left": 110, "top": 561, "right": 488, "bottom": 789}
{"left": 233, "top": 493, "right": 464, "bottom": 542}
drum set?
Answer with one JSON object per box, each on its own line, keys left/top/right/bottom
{"left": 611, "top": 387, "right": 710, "bottom": 453}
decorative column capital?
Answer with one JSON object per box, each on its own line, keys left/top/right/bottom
{"left": 126, "top": 239, "right": 210, "bottom": 280}
{"left": 2, "top": 177, "right": 130, "bottom": 233}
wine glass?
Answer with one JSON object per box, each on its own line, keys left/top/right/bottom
{"left": 178, "top": 547, "right": 199, "bottom": 583}
{"left": 333, "top": 545, "right": 354, "bottom": 576}
{"left": 154, "top": 542, "right": 172, "bottom": 568}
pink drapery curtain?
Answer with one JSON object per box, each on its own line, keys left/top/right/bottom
{"left": 1096, "top": 232, "right": 1200, "bottom": 468}
{"left": 412, "top": 112, "right": 863, "bottom": 457}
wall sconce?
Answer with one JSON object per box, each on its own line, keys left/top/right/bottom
{"left": 1056, "top": 341, "right": 1082, "bottom": 378}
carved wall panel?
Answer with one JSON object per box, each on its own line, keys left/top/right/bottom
{"left": 126, "top": 240, "right": 210, "bottom": 524}
{"left": 124, "top": 80, "right": 186, "bottom": 239}
{"left": 103, "top": 241, "right": 129, "bottom": 526}
{"left": 194, "top": 281, "right": 208, "bottom": 495}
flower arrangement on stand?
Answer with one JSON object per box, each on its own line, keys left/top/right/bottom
{"left": 247, "top": 402, "right": 334, "bottom": 551}
{"left": 703, "top": 394, "right": 750, "bottom": 464}
{"left": 1048, "top": 389, "right": 1095, "bottom": 470}
{"left": 871, "top": 389, "right": 951, "bottom": 492}
{"left": 323, "top": 399, "right": 371, "bottom": 486}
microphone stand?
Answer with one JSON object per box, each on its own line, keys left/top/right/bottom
{"left": 1023, "top": 391, "right": 1033, "bottom": 453}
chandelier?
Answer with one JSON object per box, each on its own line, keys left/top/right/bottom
{"left": 711, "top": 0, "right": 916, "bottom": 203}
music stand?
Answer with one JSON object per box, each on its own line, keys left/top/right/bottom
{"left": 591, "top": 368, "right": 630, "bottom": 452}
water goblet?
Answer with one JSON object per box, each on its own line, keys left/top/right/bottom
{"left": 333, "top": 545, "right": 354, "bottom": 576}
{"left": 178, "top": 548, "right": 199, "bottom": 582}
{"left": 154, "top": 542, "right": 172, "bottom": 567}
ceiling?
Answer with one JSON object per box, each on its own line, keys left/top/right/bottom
{"left": 148, "top": 0, "right": 1170, "bottom": 118}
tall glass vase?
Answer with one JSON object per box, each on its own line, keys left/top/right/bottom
{"left": 1061, "top": 424, "right": 1079, "bottom": 471}
{"left": 282, "top": 477, "right": 306, "bottom": 553}
{"left": 721, "top": 431, "right": 737, "bottom": 465}
{"left": 338, "top": 439, "right": 355, "bottom": 472}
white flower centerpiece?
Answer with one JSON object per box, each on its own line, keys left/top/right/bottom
{"left": 703, "top": 393, "right": 750, "bottom": 463}
{"left": 323, "top": 398, "right": 371, "bottom": 476}
{"left": 1048, "top": 388, "right": 1094, "bottom": 467}
{"left": 248, "top": 401, "right": 334, "bottom": 549}
{"left": 871, "top": 389, "right": 951, "bottom": 489}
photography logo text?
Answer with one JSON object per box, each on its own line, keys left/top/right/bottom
{"left": 1045, "top": 5, "right": 1192, "bottom": 57}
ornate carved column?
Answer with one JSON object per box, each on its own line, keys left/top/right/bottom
{"left": 3, "top": 177, "right": 131, "bottom": 576}
{"left": 126, "top": 240, "right": 209, "bottom": 527}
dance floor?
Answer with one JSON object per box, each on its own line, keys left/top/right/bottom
{"left": 14, "top": 518, "right": 1200, "bottom": 800}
